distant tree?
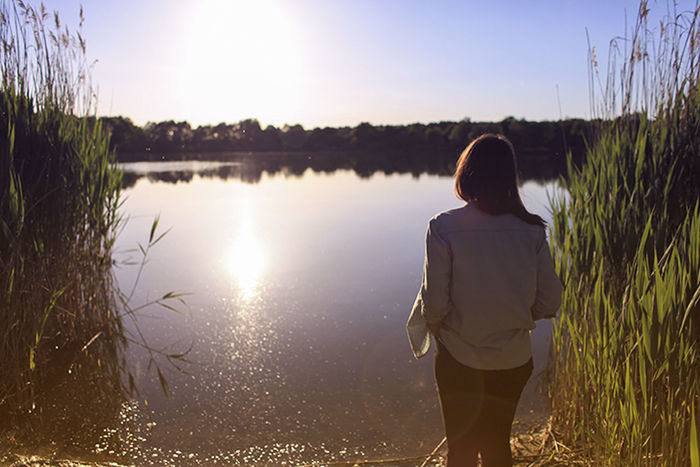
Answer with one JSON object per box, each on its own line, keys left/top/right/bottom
{"left": 258, "top": 125, "right": 283, "bottom": 151}
{"left": 425, "top": 125, "right": 448, "bottom": 150}
{"left": 192, "top": 125, "right": 212, "bottom": 151}
{"left": 448, "top": 120, "right": 472, "bottom": 149}
{"left": 100, "top": 116, "right": 148, "bottom": 152}
{"left": 307, "top": 127, "right": 343, "bottom": 150}
{"left": 234, "top": 119, "right": 263, "bottom": 150}
{"left": 280, "top": 124, "right": 307, "bottom": 150}
{"left": 406, "top": 123, "right": 428, "bottom": 149}
{"left": 349, "top": 122, "right": 378, "bottom": 149}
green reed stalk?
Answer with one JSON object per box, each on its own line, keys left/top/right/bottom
{"left": 549, "top": 2, "right": 700, "bottom": 465}
{"left": 0, "top": 0, "right": 126, "bottom": 440}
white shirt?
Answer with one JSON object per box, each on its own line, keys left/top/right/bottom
{"left": 406, "top": 202, "right": 562, "bottom": 370}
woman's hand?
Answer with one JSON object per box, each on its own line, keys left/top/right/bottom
{"left": 427, "top": 322, "right": 441, "bottom": 336}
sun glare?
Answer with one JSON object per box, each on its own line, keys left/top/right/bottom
{"left": 225, "top": 210, "right": 266, "bottom": 300}
{"left": 181, "top": 0, "right": 303, "bottom": 123}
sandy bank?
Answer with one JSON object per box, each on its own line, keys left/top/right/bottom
{"left": 2, "top": 417, "right": 588, "bottom": 466}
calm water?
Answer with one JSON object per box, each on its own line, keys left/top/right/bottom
{"left": 109, "top": 160, "right": 558, "bottom": 465}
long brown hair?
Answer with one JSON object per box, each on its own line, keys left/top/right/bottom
{"left": 454, "top": 134, "right": 545, "bottom": 226}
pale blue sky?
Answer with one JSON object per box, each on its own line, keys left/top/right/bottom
{"left": 40, "top": 0, "right": 696, "bottom": 128}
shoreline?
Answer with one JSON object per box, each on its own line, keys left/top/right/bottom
{"left": 2, "top": 416, "right": 586, "bottom": 467}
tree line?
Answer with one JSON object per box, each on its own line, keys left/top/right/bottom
{"left": 103, "top": 116, "right": 595, "bottom": 179}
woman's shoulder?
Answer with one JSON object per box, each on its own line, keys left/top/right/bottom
{"left": 428, "top": 205, "right": 470, "bottom": 227}
{"left": 428, "top": 204, "right": 490, "bottom": 237}
{"left": 429, "top": 204, "right": 545, "bottom": 236}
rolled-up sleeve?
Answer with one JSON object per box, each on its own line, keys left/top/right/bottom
{"left": 420, "top": 218, "right": 452, "bottom": 323}
{"left": 531, "top": 229, "right": 563, "bottom": 320}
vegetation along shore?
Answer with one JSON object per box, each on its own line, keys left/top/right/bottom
{"left": 548, "top": 1, "right": 700, "bottom": 465}
{"left": 1, "top": 0, "right": 183, "bottom": 461}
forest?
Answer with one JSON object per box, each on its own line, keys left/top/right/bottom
{"left": 104, "top": 116, "right": 594, "bottom": 179}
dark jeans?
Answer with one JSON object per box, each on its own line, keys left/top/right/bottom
{"left": 434, "top": 341, "right": 533, "bottom": 467}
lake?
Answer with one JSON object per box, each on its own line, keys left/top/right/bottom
{"left": 108, "top": 159, "right": 558, "bottom": 465}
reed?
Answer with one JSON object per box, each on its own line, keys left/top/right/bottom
{"left": 0, "top": 0, "right": 128, "bottom": 446}
{"left": 549, "top": 1, "right": 700, "bottom": 465}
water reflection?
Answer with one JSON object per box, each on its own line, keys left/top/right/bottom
{"left": 108, "top": 166, "right": 561, "bottom": 464}
{"left": 225, "top": 206, "right": 266, "bottom": 300}
{"left": 0, "top": 311, "right": 132, "bottom": 463}
{"left": 119, "top": 150, "right": 562, "bottom": 189}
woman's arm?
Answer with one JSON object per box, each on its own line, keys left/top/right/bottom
{"left": 420, "top": 218, "right": 453, "bottom": 325}
{"left": 532, "top": 229, "right": 563, "bottom": 320}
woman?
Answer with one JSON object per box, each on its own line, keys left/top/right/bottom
{"left": 407, "top": 134, "right": 562, "bottom": 466}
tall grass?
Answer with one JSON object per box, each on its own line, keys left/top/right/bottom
{"left": 549, "top": 1, "right": 700, "bottom": 464}
{"left": 0, "top": 0, "right": 128, "bottom": 448}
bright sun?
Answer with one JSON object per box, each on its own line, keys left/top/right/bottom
{"left": 180, "top": 0, "right": 302, "bottom": 122}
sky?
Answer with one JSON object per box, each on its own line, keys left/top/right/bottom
{"left": 37, "top": 0, "right": 698, "bottom": 128}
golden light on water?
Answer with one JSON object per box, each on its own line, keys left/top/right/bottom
{"left": 226, "top": 213, "right": 266, "bottom": 300}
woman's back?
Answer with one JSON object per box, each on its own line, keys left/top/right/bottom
{"left": 420, "top": 203, "right": 561, "bottom": 369}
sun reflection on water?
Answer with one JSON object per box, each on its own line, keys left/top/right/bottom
{"left": 226, "top": 211, "right": 266, "bottom": 300}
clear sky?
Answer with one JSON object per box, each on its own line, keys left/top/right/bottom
{"left": 39, "top": 0, "right": 697, "bottom": 128}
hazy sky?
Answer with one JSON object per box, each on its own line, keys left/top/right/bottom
{"left": 40, "top": 0, "right": 696, "bottom": 128}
